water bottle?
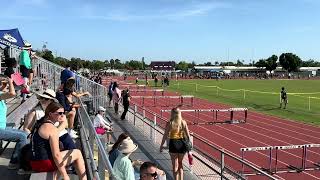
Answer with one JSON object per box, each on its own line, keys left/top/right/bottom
{"left": 188, "top": 152, "right": 194, "bottom": 166}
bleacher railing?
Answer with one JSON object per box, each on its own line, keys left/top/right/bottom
{"left": 31, "top": 56, "right": 115, "bottom": 180}
{"left": 31, "top": 55, "right": 277, "bottom": 179}
{"left": 119, "top": 102, "right": 278, "bottom": 180}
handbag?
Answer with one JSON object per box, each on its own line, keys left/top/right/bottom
{"left": 181, "top": 121, "right": 192, "bottom": 151}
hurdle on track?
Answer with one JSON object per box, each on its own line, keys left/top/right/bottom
{"left": 129, "top": 89, "right": 164, "bottom": 96}
{"left": 131, "top": 95, "right": 194, "bottom": 107}
{"left": 121, "top": 84, "right": 147, "bottom": 90}
{"left": 240, "top": 143, "right": 320, "bottom": 175}
{"left": 160, "top": 108, "right": 248, "bottom": 125}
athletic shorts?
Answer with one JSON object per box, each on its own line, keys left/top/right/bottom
{"left": 20, "top": 65, "right": 30, "bottom": 78}
{"left": 169, "top": 139, "right": 187, "bottom": 154}
{"left": 30, "top": 159, "right": 56, "bottom": 172}
{"left": 281, "top": 98, "right": 288, "bottom": 103}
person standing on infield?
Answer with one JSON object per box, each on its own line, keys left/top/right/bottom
{"left": 280, "top": 87, "right": 288, "bottom": 109}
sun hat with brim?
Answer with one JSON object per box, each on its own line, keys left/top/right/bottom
{"left": 98, "top": 106, "right": 106, "bottom": 111}
{"left": 119, "top": 137, "right": 138, "bottom": 154}
{"left": 23, "top": 42, "right": 32, "bottom": 50}
{"left": 36, "top": 89, "right": 56, "bottom": 100}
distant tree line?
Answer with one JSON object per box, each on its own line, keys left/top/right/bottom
{"left": 36, "top": 49, "right": 318, "bottom": 73}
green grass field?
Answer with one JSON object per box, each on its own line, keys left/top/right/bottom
{"left": 160, "top": 79, "right": 320, "bottom": 125}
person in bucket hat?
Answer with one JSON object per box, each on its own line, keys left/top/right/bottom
{"left": 113, "top": 137, "right": 138, "bottom": 180}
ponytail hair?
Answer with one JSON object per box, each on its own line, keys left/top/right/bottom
{"left": 109, "top": 133, "right": 129, "bottom": 155}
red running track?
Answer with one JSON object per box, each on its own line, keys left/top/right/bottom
{"left": 103, "top": 79, "right": 320, "bottom": 180}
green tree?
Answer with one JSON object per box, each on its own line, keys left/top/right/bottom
{"left": 41, "top": 50, "right": 54, "bottom": 62}
{"left": 255, "top": 59, "right": 266, "bottom": 67}
{"left": 92, "top": 60, "right": 105, "bottom": 71}
{"left": 265, "top": 55, "right": 278, "bottom": 71}
{"left": 236, "top": 60, "right": 244, "bottom": 66}
{"left": 187, "top": 61, "right": 196, "bottom": 68}
{"left": 302, "top": 59, "right": 320, "bottom": 67}
{"left": 126, "top": 60, "right": 144, "bottom": 70}
{"left": 176, "top": 61, "right": 189, "bottom": 72}
{"left": 279, "top": 53, "right": 302, "bottom": 72}
{"left": 114, "top": 59, "right": 124, "bottom": 69}
{"left": 110, "top": 59, "right": 115, "bottom": 69}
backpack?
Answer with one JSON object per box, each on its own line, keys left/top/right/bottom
{"left": 19, "top": 144, "right": 32, "bottom": 171}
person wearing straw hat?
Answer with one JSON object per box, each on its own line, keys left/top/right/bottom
{"left": 113, "top": 137, "right": 138, "bottom": 180}
{"left": 23, "top": 89, "right": 57, "bottom": 134}
{"left": 19, "top": 43, "right": 33, "bottom": 102}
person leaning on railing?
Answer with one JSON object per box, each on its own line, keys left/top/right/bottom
{"left": 30, "top": 102, "right": 87, "bottom": 180}
{"left": 0, "top": 75, "right": 28, "bottom": 170}
{"left": 159, "top": 107, "right": 191, "bottom": 180}
{"left": 56, "top": 77, "right": 89, "bottom": 139}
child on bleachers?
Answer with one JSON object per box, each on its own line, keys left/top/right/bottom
{"left": 0, "top": 75, "right": 28, "bottom": 169}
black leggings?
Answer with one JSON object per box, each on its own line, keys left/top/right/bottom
{"left": 121, "top": 104, "right": 129, "bottom": 120}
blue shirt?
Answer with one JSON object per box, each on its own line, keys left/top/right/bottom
{"left": 0, "top": 92, "right": 7, "bottom": 129}
{"left": 113, "top": 153, "right": 135, "bottom": 180}
{"left": 109, "top": 149, "right": 121, "bottom": 167}
{"left": 60, "top": 68, "right": 74, "bottom": 84}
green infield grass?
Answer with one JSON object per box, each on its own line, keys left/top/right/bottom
{"left": 152, "top": 79, "right": 320, "bottom": 125}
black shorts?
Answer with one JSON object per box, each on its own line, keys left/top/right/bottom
{"left": 169, "top": 139, "right": 187, "bottom": 154}
{"left": 20, "top": 65, "right": 30, "bottom": 78}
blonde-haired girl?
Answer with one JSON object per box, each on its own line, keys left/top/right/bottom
{"left": 160, "top": 107, "right": 191, "bottom": 180}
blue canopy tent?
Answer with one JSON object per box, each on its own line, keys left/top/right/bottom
{"left": 0, "top": 28, "right": 25, "bottom": 49}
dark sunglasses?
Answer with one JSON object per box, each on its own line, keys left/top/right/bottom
{"left": 53, "top": 111, "right": 65, "bottom": 115}
{"left": 143, "top": 172, "right": 157, "bottom": 179}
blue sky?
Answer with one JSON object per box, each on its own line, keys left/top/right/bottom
{"left": 1, "top": 0, "right": 319, "bottom": 63}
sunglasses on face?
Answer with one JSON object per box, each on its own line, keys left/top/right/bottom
{"left": 52, "top": 111, "right": 65, "bottom": 115}
{"left": 142, "top": 172, "right": 157, "bottom": 179}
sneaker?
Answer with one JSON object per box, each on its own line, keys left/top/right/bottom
{"left": 70, "top": 129, "right": 78, "bottom": 135}
{"left": 8, "top": 162, "right": 19, "bottom": 170}
{"left": 69, "top": 130, "right": 79, "bottom": 139}
{"left": 17, "top": 168, "right": 33, "bottom": 175}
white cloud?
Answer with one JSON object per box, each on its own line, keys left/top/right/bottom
{"left": 80, "top": 1, "right": 232, "bottom": 21}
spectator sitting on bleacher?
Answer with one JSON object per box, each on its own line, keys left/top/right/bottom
{"left": 23, "top": 89, "right": 57, "bottom": 134}
{"left": 140, "top": 161, "right": 166, "bottom": 180}
{"left": 108, "top": 133, "right": 129, "bottom": 167}
{"left": 56, "top": 77, "right": 89, "bottom": 139}
{"left": 0, "top": 76, "right": 28, "bottom": 169}
{"left": 30, "top": 102, "right": 87, "bottom": 180}
{"left": 112, "top": 82, "right": 121, "bottom": 115}
{"left": 60, "top": 64, "right": 74, "bottom": 90}
{"left": 113, "top": 137, "right": 138, "bottom": 180}
{"left": 94, "top": 106, "right": 112, "bottom": 143}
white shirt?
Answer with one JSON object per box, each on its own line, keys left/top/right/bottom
{"left": 34, "top": 105, "right": 45, "bottom": 121}
{"left": 94, "top": 114, "right": 111, "bottom": 128}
